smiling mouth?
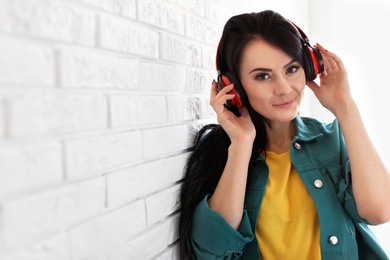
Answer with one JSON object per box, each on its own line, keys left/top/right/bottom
{"left": 273, "top": 98, "right": 295, "bottom": 108}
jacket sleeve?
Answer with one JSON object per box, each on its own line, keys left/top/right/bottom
{"left": 191, "top": 195, "right": 255, "bottom": 259}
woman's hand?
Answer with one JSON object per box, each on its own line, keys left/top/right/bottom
{"left": 307, "top": 45, "right": 390, "bottom": 224}
{"left": 208, "top": 80, "right": 256, "bottom": 229}
{"left": 306, "top": 44, "right": 354, "bottom": 117}
{"left": 210, "top": 80, "right": 256, "bottom": 144}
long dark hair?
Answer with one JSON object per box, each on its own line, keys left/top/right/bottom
{"left": 179, "top": 10, "right": 306, "bottom": 259}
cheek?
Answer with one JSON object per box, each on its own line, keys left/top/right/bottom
{"left": 293, "top": 75, "right": 306, "bottom": 96}
{"left": 246, "top": 91, "right": 270, "bottom": 113}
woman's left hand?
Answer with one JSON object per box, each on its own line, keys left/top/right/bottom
{"left": 306, "top": 43, "right": 354, "bottom": 116}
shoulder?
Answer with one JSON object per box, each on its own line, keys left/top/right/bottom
{"left": 296, "top": 116, "right": 341, "bottom": 137}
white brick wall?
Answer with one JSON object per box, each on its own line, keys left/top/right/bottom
{"left": 0, "top": 0, "right": 282, "bottom": 259}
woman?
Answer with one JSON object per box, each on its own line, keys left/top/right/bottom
{"left": 179, "top": 10, "right": 390, "bottom": 259}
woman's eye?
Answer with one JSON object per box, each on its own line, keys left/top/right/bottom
{"left": 287, "top": 65, "right": 300, "bottom": 74}
{"left": 255, "top": 73, "right": 269, "bottom": 80}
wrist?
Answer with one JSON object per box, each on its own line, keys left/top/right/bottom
{"left": 229, "top": 140, "right": 254, "bottom": 157}
{"left": 333, "top": 99, "right": 358, "bottom": 121}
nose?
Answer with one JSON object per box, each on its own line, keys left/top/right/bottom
{"left": 273, "top": 76, "right": 291, "bottom": 96}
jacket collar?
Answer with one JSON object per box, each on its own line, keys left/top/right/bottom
{"left": 294, "top": 115, "right": 324, "bottom": 142}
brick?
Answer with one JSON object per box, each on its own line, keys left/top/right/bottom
{"left": 106, "top": 153, "right": 188, "bottom": 208}
{"left": 110, "top": 95, "right": 166, "bottom": 128}
{"left": 65, "top": 131, "right": 142, "bottom": 178}
{"left": 139, "top": 62, "right": 186, "bottom": 92}
{"left": 186, "top": 69, "right": 215, "bottom": 94}
{"left": 203, "top": 45, "right": 217, "bottom": 69}
{"left": 78, "top": 0, "right": 136, "bottom": 19}
{"left": 0, "top": 37, "right": 55, "bottom": 86}
{"left": 145, "top": 184, "right": 181, "bottom": 226}
{"left": 2, "top": 233, "right": 69, "bottom": 260}
{"left": 0, "top": 0, "right": 95, "bottom": 46}
{"left": 163, "top": 0, "right": 205, "bottom": 16}
{"left": 69, "top": 200, "right": 146, "bottom": 260}
{"left": 1, "top": 177, "right": 105, "bottom": 250}
{"left": 156, "top": 244, "right": 179, "bottom": 260}
{"left": 106, "top": 214, "right": 179, "bottom": 260}
{"left": 100, "top": 15, "right": 158, "bottom": 58}
{"left": 0, "top": 142, "right": 62, "bottom": 196}
{"left": 205, "top": 1, "right": 233, "bottom": 26}
{"left": 60, "top": 49, "right": 138, "bottom": 89}
{"left": 186, "top": 14, "right": 219, "bottom": 44}
{"left": 138, "top": 0, "right": 185, "bottom": 34}
{"left": 6, "top": 94, "right": 107, "bottom": 137}
{"left": 142, "top": 125, "right": 190, "bottom": 159}
{"left": 166, "top": 96, "right": 203, "bottom": 122}
{"left": 202, "top": 96, "right": 217, "bottom": 118}
{"left": 160, "top": 33, "right": 202, "bottom": 66}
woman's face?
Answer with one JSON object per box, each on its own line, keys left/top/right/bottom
{"left": 239, "top": 39, "right": 306, "bottom": 124}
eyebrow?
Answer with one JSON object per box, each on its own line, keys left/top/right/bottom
{"left": 248, "top": 59, "right": 298, "bottom": 74}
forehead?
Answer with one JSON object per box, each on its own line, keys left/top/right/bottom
{"left": 240, "top": 39, "right": 293, "bottom": 72}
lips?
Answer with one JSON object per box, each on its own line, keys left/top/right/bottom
{"left": 273, "top": 98, "right": 295, "bottom": 108}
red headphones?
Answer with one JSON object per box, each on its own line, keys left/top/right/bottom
{"left": 289, "top": 21, "right": 324, "bottom": 82}
{"left": 216, "top": 20, "right": 324, "bottom": 111}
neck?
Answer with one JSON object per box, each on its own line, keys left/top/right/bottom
{"left": 266, "top": 121, "right": 295, "bottom": 154}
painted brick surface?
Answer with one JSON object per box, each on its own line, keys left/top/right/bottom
{"left": 0, "top": 0, "right": 274, "bottom": 258}
{"left": 0, "top": 38, "right": 55, "bottom": 86}
{"left": 139, "top": 62, "right": 186, "bottom": 92}
{"left": 7, "top": 94, "right": 107, "bottom": 137}
{"left": 3, "top": 233, "right": 69, "bottom": 260}
{"left": 69, "top": 200, "right": 146, "bottom": 260}
{"left": 106, "top": 153, "right": 187, "bottom": 208}
{"left": 2, "top": 177, "right": 105, "bottom": 250}
{"left": 0, "top": 0, "right": 95, "bottom": 45}
{"left": 138, "top": 0, "right": 185, "bottom": 34}
{"left": 60, "top": 49, "right": 139, "bottom": 89}
{"left": 65, "top": 131, "right": 142, "bottom": 178}
{"left": 99, "top": 14, "right": 159, "bottom": 58}
{"left": 110, "top": 95, "right": 166, "bottom": 128}
{"left": 0, "top": 142, "right": 63, "bottom": 195}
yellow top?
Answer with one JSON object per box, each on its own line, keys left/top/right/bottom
{"left": 256, "top": 149, "right": 321, "bottom": 259}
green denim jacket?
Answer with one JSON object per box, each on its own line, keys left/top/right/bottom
{"left": 191, "top": 116, "right": 389, "bottom": 259}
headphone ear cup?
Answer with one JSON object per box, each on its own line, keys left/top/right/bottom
{"left": 303, "top": 45, "right": 324, "bottom": 81}
{"left": 288, "top": 20, "right": 325, "bottom": 81}
{"left": 312, "top": 47, "right": 324, "bottom": 76}
{"left": 216, "top": 72, "right": 243, "bottom": 109}
{"left": 302, "top": 46, "right": 315, "bottom": 81}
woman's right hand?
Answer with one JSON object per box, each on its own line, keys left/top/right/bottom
{"left": 210, "top": 80, "right": 256, "bottom": 145}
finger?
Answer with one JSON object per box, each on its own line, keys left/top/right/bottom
{"left": 316, "top": 44, "right": 336, "bottom": 71}
{"left": 210, "top": 80, "right": 218, "bottom": 98}
{"left": 210, "top": 82, "right": 237, "bottom": 114}
{"left": 326, "top": 51, "right": 345, "bottom": 71}
{"left": 218, "top": 83, "right": 235, "bottom": 95}
{"left": 322, "top": 51, "right": 339, "bottom": 72}
{"left": 317, "top": 43, "right": 345, "bottom": 71}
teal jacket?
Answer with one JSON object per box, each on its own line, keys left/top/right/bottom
{"left": 191, "top": 116, "right": 389, "bottom": 259}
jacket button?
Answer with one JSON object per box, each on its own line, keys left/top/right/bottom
{"left": 328, "top": 236, "right": 338, "bottom": 245}
{"left": 314, "top": 179, "right": 323, "bottom": 188}
{"left": 294, "top": 142, "right": 301, "bottom": 150}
